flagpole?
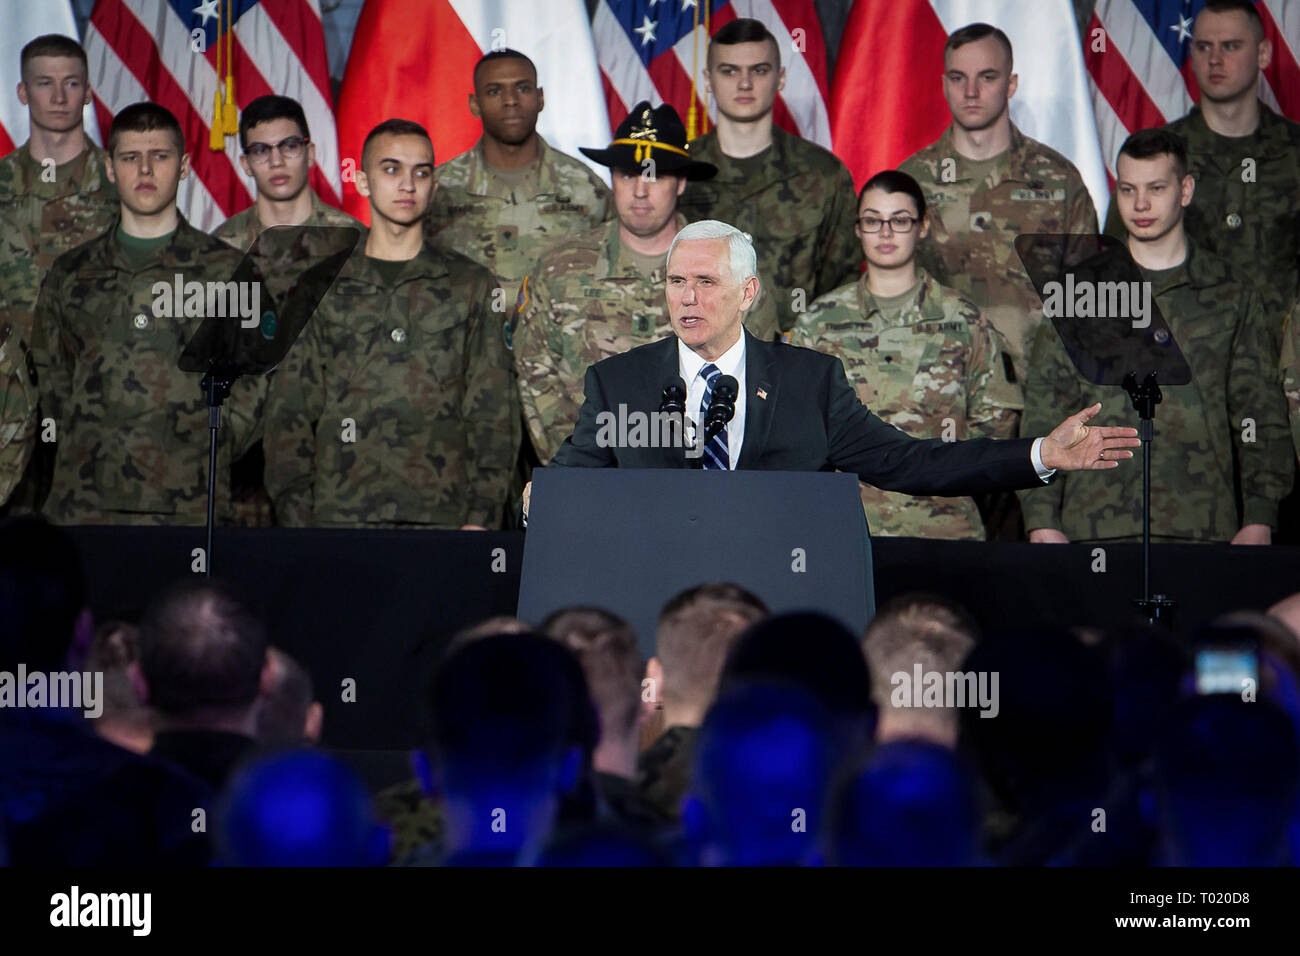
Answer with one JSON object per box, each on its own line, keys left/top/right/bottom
{"left": 209, "top": 0, "right": 224, "bottom": 150}
{"left": 223, "top": 0, "right": 238, "bottom": 134}
{"left": 687, "top": 0, "right": 701, "bottom": 139}
{"left": 702, "top": 0, "right": 710, "bottom": 135}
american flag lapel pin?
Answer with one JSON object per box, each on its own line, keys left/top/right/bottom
{"left": 756, "top": 387, "right": 768, "bottom": 400}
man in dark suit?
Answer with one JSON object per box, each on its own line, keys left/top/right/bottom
{"left": 526, "top": 220, "right": 1138, "bottom": 513}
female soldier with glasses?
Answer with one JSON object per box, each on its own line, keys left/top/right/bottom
{"left": 789, "top": 169, "right": 1025, "bottom": 541}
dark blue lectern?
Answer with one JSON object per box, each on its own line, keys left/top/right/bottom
{"left": 518, "top": 468, "right": 874, "bottom": 657}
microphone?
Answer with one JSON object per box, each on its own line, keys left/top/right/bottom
{"left": 704, "top": 375, "right": 738, "bottom": 440}
{"left": 660, "top": 376, "right": 687, "bottom": 416}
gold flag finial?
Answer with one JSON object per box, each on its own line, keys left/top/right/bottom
{"left": 210, "top": 88, "right": 224, "bottom": 150}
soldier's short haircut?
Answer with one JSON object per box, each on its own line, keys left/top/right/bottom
{"left": 255, "top": 647, "right": 316, "bottom": 747}
{"left": 361, "top": 117, "right": 433, "bottom": 169}
{"left": 108, "top": 102, "right": 185, "bottom": 157}
{"left": 239, "top": 94, "right": 310, "bottom": 149}
{"left": 473, "top": 48, "right": 537, "bottom": 87}
{"left": 659, "top": 582, "right": 769, "bottom": 621}
{"left": 86, "top": 620, "right": 148, "bottom": 719}
{"left": 858, "top": 169, "right": 928, "bottom": 221}
{"left": 138, "top": 579, "right": 268, "bottom": 716}
{"left": 20, "top": 34, "right": 87, "bottom": 79}
{"left": 861, "top": 593, "right": 978, "bottom": 708}
{"left": 944, "top": 23, "right": 1013, "bottom": 71}
{"left": 656, "top": 598, "right": 766, "bottom": 710}
{"left": 1200, "top": 0, "right": 1265, "bottom": 41}
{"left": 709, "top": 17, "right": 781, "bottom": 69}
{"left": 540, "top": 606, "right": 642, "bottom": 740}
{"left": 1118, "top": 127, "right": 1189, "bottom": 181}
{"left": 668, "top": 220, "right": 758, "bottom": 285}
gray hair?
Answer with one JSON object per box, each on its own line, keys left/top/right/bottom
{"left": 667, "top": 220, "right": 757, "bottom": 285}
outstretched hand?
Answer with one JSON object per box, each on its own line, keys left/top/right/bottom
{"left": 1040, "top": 403, "right": 1141, "bottom": 472}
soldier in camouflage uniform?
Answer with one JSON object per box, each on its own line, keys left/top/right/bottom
{"left": 31, "top": 103, "right": 264, "bottom": 525}
{"left": 1285, "top": 307, "right": 1300, "bottom": 464}
{"left": 513, "top": 102, "right": 781, "bottom": 462}
{"left": 0, "top": 322, "right": 36, "bottom": 508}
{"left": 211, "top": 96, "right": 363, "bottom": 528}
{"left": 422, "top": 49, "right": 611, "bottom": 312}
{"left": 0, "top": 35, "right": 118, "bottom": 350}
{"left": 678, "top": 19, "right": 860, "bottom": 335}
{"left": 1102, "top": 1, "right": 1300, "bottom": 328}
{"left": 1018, "top": 130, "right": 1292, "bottom": 544}
{"left": 421, "top": 49, "right": 610, "bottom": 504}
{"left": 793, "top": 170, "right": 1022, "bottom": 540}
{"left": 264, "top": 119, "right": 517, "bottom": 529}
{"left": 899, "top": 23, "right": 1097, "bottom": 383}
{"left": 212, "top": 94, "right": 361, "bottom": 253}
{"left": 639, "top": 587, "right": 766, "bottom": 821}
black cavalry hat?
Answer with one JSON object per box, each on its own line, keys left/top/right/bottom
{"left": 579, "top": 101, "right": 717, "bottom": 180}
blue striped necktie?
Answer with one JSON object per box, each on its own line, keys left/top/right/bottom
{"left": 699, "top": 363, "right": 729, "bottom": 470}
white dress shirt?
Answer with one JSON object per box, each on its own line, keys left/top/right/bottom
{"left": 679, "top": 334, "right": 747, "bottom": 468}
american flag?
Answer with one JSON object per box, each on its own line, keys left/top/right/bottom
{"left": 1086, "top": 0, "right": 1300, "bottom": 180}
{"left": 84, "top": 0, "right": 342, "bottom": 232}
{"left": 592, "top": 0, "right": 831, "bottom": 148}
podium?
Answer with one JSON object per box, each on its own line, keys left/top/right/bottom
{"left": 518, "top": 468, "right": 874, "bottom": 656}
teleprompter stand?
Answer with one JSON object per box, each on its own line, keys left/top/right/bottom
{"left": 178, "top": 225, "right": 360, "bottom": 576}
{"left": 1121, "top": 371, "right": 1175, "bottom": 622}
{"left": 518, "top": 468, "right": 874, "bottom": 657}
{"left": 1016, "top": 234, "right": 1191, "bottom": 625}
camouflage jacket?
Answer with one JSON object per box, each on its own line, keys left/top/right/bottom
{"left": 263, "top": 241, "right": 519, "bottom": 528}
{"left": 31, "top": 217, "right": 265, "bottom": 525}
{"left": 1017, "top": 244, "right": 1292, "bottom": 542}
{"left": 900, "top": 122, "right": 1098, "bottom": 382}
{"left": 0, "top": 143, "right": 119, "bottom": 347}
{"left": 1105, "top": 102, "right": 1300, "bottom": 325}
{"left": 678, "top": 126, "right": 861, "bottom": 333}
{"left": 0, "top": 322, "right": 36, "bottom": 507}
{"left": 792, "top": 269, "right": 1022, "bottom": 539}
{"left": 423, "top": 135, "right": 612, "bottom": 308}
{"left": 636, "top": 724, "right": 696, "bottom": 821}
{"left": 373, "top": 777, "right": 445, "bottom": 865}
{"left": 211, "top": 188, "right": 363, "bottom": 252}
{"left": 513, "top": 215, "right": 781, "bottom": 461}
{"left": 1284, "top": 305, "right": 1300, "bottom": 464}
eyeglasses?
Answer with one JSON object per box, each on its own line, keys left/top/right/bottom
{"left": 858, "top": 215, "right": 919, "bottom": 233}
{"left": 244, "top": 135, "right": 309, "bottom": 163}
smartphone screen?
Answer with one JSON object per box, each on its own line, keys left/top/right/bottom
{"left": 1195, "top": 648, "right": 1258, "bottom": 695}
